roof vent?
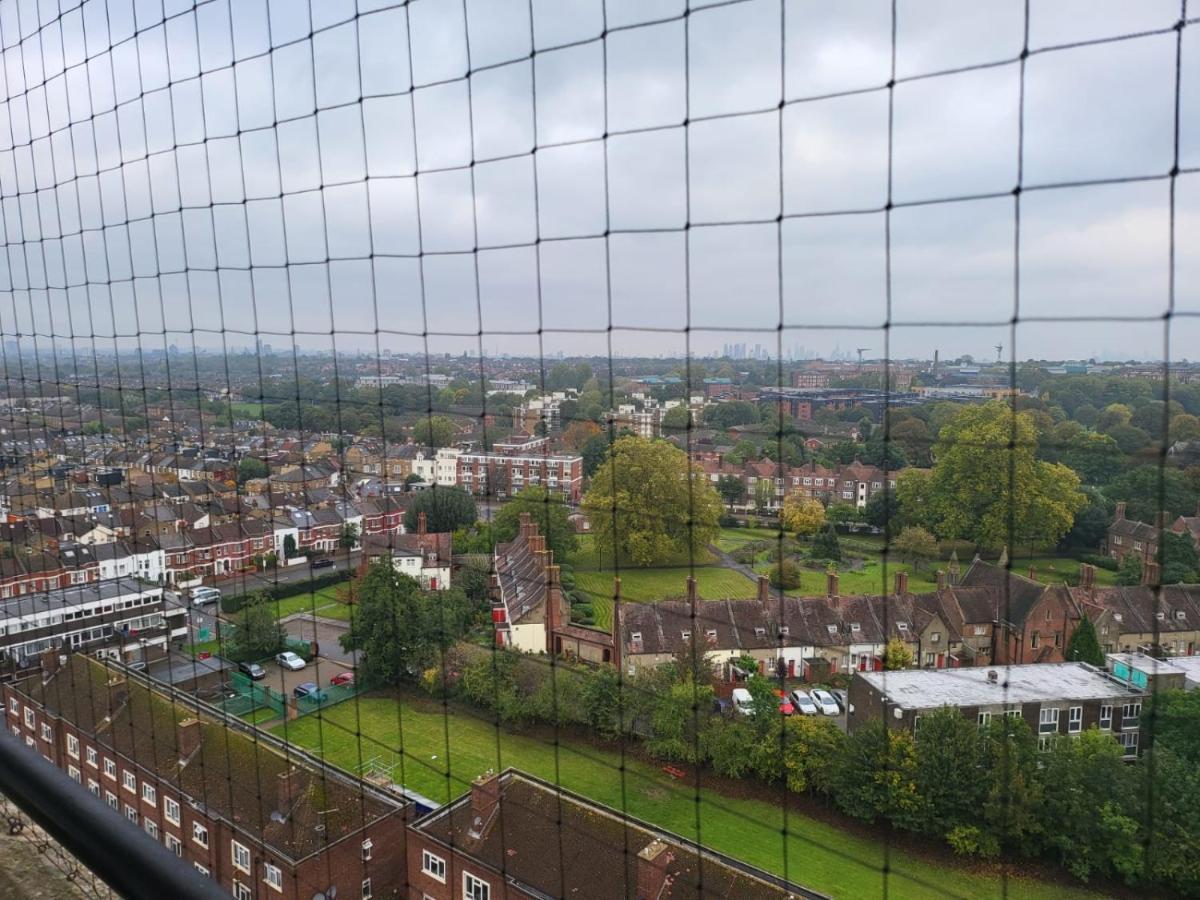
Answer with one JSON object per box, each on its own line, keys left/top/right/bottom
{"left": 987, "top": 670, "right": 999, "bottom": 684}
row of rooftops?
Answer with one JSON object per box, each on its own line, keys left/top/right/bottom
{"left": 13, "top": 655, "right": 816, "bottom": 897}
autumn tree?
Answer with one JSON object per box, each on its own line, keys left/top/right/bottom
{"left": 883, "top": 637, "right": 914, "bottom": 670}
{"left": 780, "top": 494, "right": 825, "bottom": 537}
{"left": 891, "top": 526, "right": 939, "bottom": 572}
{"left": 582, "top": 436, "right": 722, "bottom": 567}
{"left": 562, "top": 420, "right": 602, "bottom": 451}
{"left": 923, "top": 402, "right": 1085, "bottom": 550}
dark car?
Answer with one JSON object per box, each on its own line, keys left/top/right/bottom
{"left": 293, "top": 682, "right": 328, "bottom": 702}
{"left": 311, "top": 558, "right": 335, "bottom": 569}
{"left": 238, "top": 661, "right": 266, "bottom": 681}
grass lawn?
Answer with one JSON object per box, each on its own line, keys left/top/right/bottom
{"left": 1010, "top": 556, "right": 1119, "bottom": 587}
{"left": 273, "top": 694, "right": 1103, "bottom": 900}
{"left": 240, "top": 707, "right": 279, "bottom": 725}
{"left": 227, "top": 401, "right": 276, "bottom": 419}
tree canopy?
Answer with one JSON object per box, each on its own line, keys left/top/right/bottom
{"left": 919, "top": 402, "right": 1086, "bottom": 550}
{"left": 491, "top": 486, "right": 578, "bottom": 561}
{"left": 582, "top": 436, "right": 723, "bottom": 567}
{"left": 403, "top": 486, "right": 478, "bottom": 533}
{"left": 780, "top": 494, "right": 825, "bottom": 536}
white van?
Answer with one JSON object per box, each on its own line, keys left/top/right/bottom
{"left": 730, "top": 688, "right": 755, "bottom": 717}
{"left": 190, "top": 587, "right": 221, "bottom": 607}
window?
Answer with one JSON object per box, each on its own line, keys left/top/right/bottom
{"left": 849, "top": 622, "right": 861, "bottom": 633}
{"left": 680, "top": 630, "right": 691, "bottom": 641}
{"left": 1119, "top": 731, "right": 1139, "bottom": 757}
{"left": 977, "top": 712, "right": 992, "bottom": 728}
{"left": 165, "top": 834, "right": 182, "bottom": 857}
{"left": 233, "top": 840, "right": 251, "bottom": 874}
{"left": 930, "top": 632, "right": 941, "bottom": 643}
{"left": 68, "top": 765, "right": 81, "bottom": 783}
{"left": 630, "top": 631, "right": 642, "bottom": 643}
{"left": 67, "top": 734, "right": 79, "bottom": 758}
{"left": 192, "top": 821, "right": 208, "bottom": 848}
{"left": 361, "top": 838, "right": 373, "bottom": 861}
{"left": 164, "top": 796, "right": 180, "bottom": 826}
{"left": 7, "top": 698, "right": 16, "bottom": 715}
{"left": 88, "top": 779, "right": 100, "bottom": 797}
{"left": 1068, "top": 706, "right": 1082, "bottom": 734}
{"left": 142, "top": 783, "right": 156, "bottom": 805}
{"left": 1122, "top": 702, "right": 1141, "bottom": 728}
{"left": 421, "top": 850, "right": 446, "bottom": 883}
{"left": 464, "top": 873, "right": 490, "bottom": 900}
{"left": 1037, "top": 736, "right": 1053, "bottom": 752}
{"left": 23, "top": 708, "right": 33, "bottom": 728}
{"left": 1038, "top": 708, "right": 1059, "bottom": 734}
{"left": 1030, "top": 631, "right": 1040, "bottom": 649}
{"left": 264, "top": 863, "right": 283, "bottom": 892}
{"left": 362, "top": 878, "right": 372, "bottom": 900}
{"left": 123, "top": 771, "right": 137, "bottom": 793}
{"left": 144, "top": 819, "right": 158, "bottom": 839}
{"left": 194, "top": 864, "right": 208, "bottom": 877}
{"left": 124, "top": 804, "right": 138, "bottom": 824}
{"left": 86, "top": 746, "right": 97, "bottom": 768}
{"left": 234, "top": 884, "right": 251, "bottom": 900}
{"left": 40, "top": 722, "right": 52, "bottom": 742}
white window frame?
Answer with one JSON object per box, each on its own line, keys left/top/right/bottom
{"left": 23, "top": 708, "right": 33, "bottom": 728}
{"left": 361, "top": 878, "right": 373, "bottom": 900}
{"left": 164, "top": 796, "right": 180, "bottom": 826}
{"left": 67, "top": 734, "right": 80, "bottom": 758}
{"left": 421, "top": 850, "right": 446, "bottom": 883}
{"left": 192, "top": 821, "right": 209, "bottom": 848}
{"left": 165, "top": 833, "right": 182, "bottom": 857}
{"left": 86, "top": 746, "right": 98, "bottom": 768}
{"left": 361, "top": 838, "right": 373, "bottom": 861}
{"left": 1099, "top": 704, "right": 1113, "bottom": 730}
{"left": 144, "top": 818, "right": 159, "bottom": 839}
{"left": 977, "top": 712, "right": 992, "bottom": 728}
{"left": 1119, "top": 731, "right": 1139, "bottom": 757}
{"left": 105, "top": 791, "right": 118, "bottom": 810}
{"left": 67, "top": 765, "right": 81, "bottom": 783}
{"left": 1038, "top": 707, "right": 1059, "bottom": 734}
{"left": 40, "top": 722, "right": 52, "bottom": 742}
{"left": 463, "top": 872, "right": 491, "bottom": 900}
{"left": 124, "top": 804, "right": 138, "bottom": 824}
{"left": 122, "top": 770, "right": 137, "bottom": 793}
{"left": 234, "top": 883, "right": 251, "bottom": 900}
{"left": 263, "top": 862, "right": 283, "bottom": 892}
{"left": 1122, "top": 702, "right": 1141, "bottom": 728}
{"left": 1067, "top": 706, "right": 1083, "bottom": 734}
{"left": 142, "top": 782, "right": 156, "bottom": 805}
{"left": 7, "top": 698, "right": 17, "bottom": 715}
{"left": 104, "top": 758, "right": 116, "bottom": 780}
{"left": 232, "top": 840, "right": 251, "bottom": 875}
{"left": 88, "top": 778, "right": 100, "bottom": 796}
{"left": 194, "top": 863, "right": 209, "bottom": 877}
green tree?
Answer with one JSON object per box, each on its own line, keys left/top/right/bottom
{"left": 769, "top": 559, "right": 801, "bottom": 590}
{"left": 753, "top": 478, "right": 773, "bottom": 513}
{"left": 1159, "top": 530, "right": 1199, "bottom": 584}
{"left": 669, "top": 632, "right": 719, "bottom": 688}
{"left": 646, "top": 681, "right": 714, "bottom": 763}
{"left": 1142, "top": 746, "right": 1200, "bottom": 895}
{"left": 925, "top": 402, "right": 1085, "bottom": 549}
{"left": 1107, "top": 466, "right": 1198, "bottom": 523}
{"left": 491, "top": 486, "right": 578, "bottom": 561}
{"left": 883, "top": 637, "right": 913, "bottom": 670}
{"left": 1116, "top": 554, "right": 1142, "bottom": 586}
{"left": 912, "top": 708, "right": 985, "bottom": 839}
{"left": 891, "top": 526, "right": 939, "bottom": 572}
{"left": 716, "top": 475, "right": 747, "bottom": 506}
{"left": 580, "top": 433, "right": 610, "bottom": 479}
{"left": 283, "top": 533, "right": 298, "bottom": 559}
{"left": 1152, "top": 688, "right": 1200, "bottom": 762}
{"left": 810, "top": 524, "right": 841, "bottom": 562}
{"left": 824, "top": 502, "right": 862, "bottom": 528}
{"left": 781, "top": 715, "right": 847, "bottom": 796}
{"left": 413, "top": 415, "right": 457, "bottom": 448}
{"left": 582, "top": 436, "right": 723, "bottom": 567}
{"left": 705, "top": 400, "right": 759, "bottom": 430}
{"left": 1065, "top": 615, "right": 1105, "bottom": 665}
{"left": 228, "top": 594, "right": 286, "bottom": 662}
{"left": 863, "top": 487, "right": 895, "bottom": 530}
{"left": 661, "top": 405, "right": 692, "bottom": 434}
{"left": 780, "top": 493, "right": 825, "bottom": 536}
{"left": 403, "top": 487, "right": 478, "bottom": 533}
{"left": 338, "top": 522, "right": 359, "bottom": 550}
{"left": 895, "top": 468, "right": 934, "bottom": 530}
{"left": 237, "top": 456, "right": 269, "bottom": 483}
{"left": 833, "top": 720, "right": 921, "bottom": 826}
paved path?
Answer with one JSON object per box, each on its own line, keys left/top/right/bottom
{"left": 707, "top": 543, "right": 763, "bottom": 583}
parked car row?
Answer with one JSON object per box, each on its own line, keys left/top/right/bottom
{"left": 235, "top": 658, "right": 354, "bottom": 687}
{"left": 728, "top": 684, "right": 847, "bottom": 718}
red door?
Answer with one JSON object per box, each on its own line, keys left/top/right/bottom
{"left": 787, "top": 659, "right": 795, "bottom": 678}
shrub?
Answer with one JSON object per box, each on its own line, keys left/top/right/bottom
{"left": 770, "top": 560, "right": 802, "bottom": 590}
{"left": 1079, "top": 553, "right": 1119, "bottom": 572}
{"left": 220, "top": 571, "right": 350, "bottom": 613}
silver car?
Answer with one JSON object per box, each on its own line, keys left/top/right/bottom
{"left": 809, "top": 688, "right": 841, "bottom": 716}
{"left": 789, "top": 689, "right": 820, "bottom": 716}
{"left": 275, "top": 651, "right": 306, "bottom": 671}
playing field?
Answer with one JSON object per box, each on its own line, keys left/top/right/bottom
{"left": 273, "top": 694, "right": 1104, "bottom": 900}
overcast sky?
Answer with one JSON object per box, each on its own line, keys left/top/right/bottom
{"left": 0, "top": 0, "right": 1197, "bottom": 366}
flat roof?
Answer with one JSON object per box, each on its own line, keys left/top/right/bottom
{"left": 0, "top": 577, "right": 163, "bottom": 616}
{"left": 858, "top": 663, "right": 1143, "bottom": 710}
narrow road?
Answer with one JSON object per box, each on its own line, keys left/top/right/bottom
{"left": 707, "top": 543, "right": 761, "bottom": 583}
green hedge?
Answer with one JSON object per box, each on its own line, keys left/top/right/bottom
{"left": 220, "top": 571, "right": 350, "bottom": 614}
{"left": 1078, "top": 553, "right": 1119, "bottom": 572}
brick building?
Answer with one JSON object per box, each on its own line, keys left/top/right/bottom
{"left": 1106, "top": 502, "right": 1163, "bottom": 566}
{"left": 457, "top": 450, "right": 584, "bottom": 503}
{"left": 4, "top": 655, "right": 409, "bottom": 899}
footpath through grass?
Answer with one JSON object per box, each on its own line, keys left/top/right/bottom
{"left": 274, "top": 694, "right": 1103, "bottom": 900}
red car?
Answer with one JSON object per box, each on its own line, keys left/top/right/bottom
{"left": 778, "top": 698, "right": 795, "bottom": 716}
{"left": 329, "top": 671, "right": 355, "bottom": 687}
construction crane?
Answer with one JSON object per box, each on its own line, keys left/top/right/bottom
{"left": 855, "top": 348, "right": 870, "bottom": 368}
{"left": 994, "top": 343, "right": 1003, "bottom": 363}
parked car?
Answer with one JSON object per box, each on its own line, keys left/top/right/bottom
{"left": 730, "top": 688, "right": 755, "bottom": 717}
{"left": 311, "top": 558, "right": 335, "bottom": 569}
{"left": 789, "top": 689, "right": 820, "bottom": 716}
{"left": 778, "top": 696, "right": 795, "bottom": 716}
{"left": 126, "top": 660, "right": 147, "bottom": 673}
{"left": 190, "top": 587, "right": 221, "bottom": 607}
{"left": 293, "top": 682, "right": 328, "bottom": 702}
{"left": 809, "top": 688, "right": 841, "bottom": 716}
{"left": 238, "top": 661, "right": 265, "bottom": 681}
{"left": 830, "top": 688, "right": 849, "bottom": 713}
{"left": 275, "top": 651, "right": 306, "bottom": 671}
{"left": 329, "top": 671, "right": 355, "bottom": 687}
{"left": 712, "top": 697, "right": 734, "bottom": 717}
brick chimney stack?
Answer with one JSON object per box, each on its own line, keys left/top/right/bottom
{"left": 826, "top": 571, "right": 839, "bottom": 599}
{"left": 936, "top": 569, "right": 946, "bottom": 592}
{"left": 177, "top": 717, "right": 202, "bottom": 762}
{"left": 1142, "top": 560, "right": 1161, "bottom": 587}
{"left": 757, "top": 575, "right": 770, "bottom": 605}
{"left": 1115, "top": 501, "right": 1126, "bottom": 521}
{"left": 40, "top": 648, "right": 61, "bottom": 675}
{"left": 1079, "top": 563, "right": 1095, "bottom": 592}
{"left": 686, "top": 576, "right": 698, "bottom": 604}
{"left": 417, "top": 510, "right": 427, "bottom": 534}
{"left": 637, "top": 840, "right": 674, "bottom": 900}
{"left": 470, "top": 770, "right": 501, "bottom": 832}
{"left": 894, "top": 571, "right": 908, "bottom": 595}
